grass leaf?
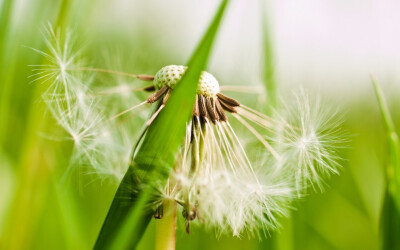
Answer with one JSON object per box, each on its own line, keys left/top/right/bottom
{"left": 372, "top": 77, "right": 400, "bottom": 211}
{"left": 94, "top": 1, "right": 229, "bottom": 249}
{"left": 260, "top": 0, "right": 276, "bottom": 111}
{"left": 372, "top": 77, "right": 400, "bottom": 249}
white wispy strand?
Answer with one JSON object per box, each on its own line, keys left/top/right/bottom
{"left": 276, "top": 91, "right": 345, "bottom": 193}
{"left": 161, "top": 90, "right": 344, "bottom": 236}
{"left": 31, "top": 26, "right": 146, "bottom": 181}
{"left": 168, "top": 119, "right": 294, "bottom": 237}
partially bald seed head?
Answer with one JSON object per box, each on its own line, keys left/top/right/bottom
{"left": 153, "top": 65, "right": 220, "bottom": 98}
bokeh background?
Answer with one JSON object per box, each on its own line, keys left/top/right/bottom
{"left": 1, "top": 0, "right": 399, "bottom": 249}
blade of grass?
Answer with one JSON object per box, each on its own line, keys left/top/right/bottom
{"left": 0, "top": 0, "right": 13, "bottom": 60}
{"left": 2, "top": 1, "right": 75, "bottom": 248}
{"left": 0, "top": 0, "right": 14, "bottom": 146}
{"left": 372, "top": 77, "right": 400, "bottom": 249}
{"left": 55, "top": 0, "right": 72, "bottom": 29}
{"left": 372, "top": 77, "right": 400, "bottom": 211}
{"left": 381, "top": 189, "right": 400, "bottom": 249}
{"left": 94, "top": 1, "right": 229, "bottom": 249}
{"left": 258, "top": 2, "right": 284, "bottom": 250}
{"left": 260, "top": 0, "right": 276, "bottom": 112}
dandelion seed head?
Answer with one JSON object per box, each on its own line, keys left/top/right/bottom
{"left": 154, "top": 65, "right": 220, "bottom": 97}
{"left": 33, "top": 25, "right": 344, "bottom": 237}
{"left": 156, "top": 117, "right": 293, "bottom": 237}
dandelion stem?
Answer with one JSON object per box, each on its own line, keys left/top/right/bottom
{"left": 155, "top": 199, "right": 177, "bottom": 250}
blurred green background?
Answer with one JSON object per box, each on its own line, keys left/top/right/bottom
{"left": 1, "top": 0, "right": 399, "bottom": 249}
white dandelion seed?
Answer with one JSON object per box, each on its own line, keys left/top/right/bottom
{"left": 31, "top": 26, "right": 149, "bottom": 181}
{"left": 275, "top": 91, "right": 345, "bottom": 193}
{"left": 29, "top": 24, "right": 87, "bottom": 113}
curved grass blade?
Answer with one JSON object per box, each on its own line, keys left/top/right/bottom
{"left": 94, "top": 1, "right": 229, "bottom": 249}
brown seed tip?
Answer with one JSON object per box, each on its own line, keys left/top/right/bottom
{"left": 217, "top": 93, "right": 240, "bottom": 107}
{"left": 137, "top": 74, "right": 155, "bottom": 81}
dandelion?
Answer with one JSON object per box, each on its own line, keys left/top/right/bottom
{"left": 33, "top": 28, "right": 344, "bottom": 237}
{"left": 142, "top": 65, "right": 293, "bottom": 236}
{"left": 122, "top": 65, "right": 342, "bottom": 236}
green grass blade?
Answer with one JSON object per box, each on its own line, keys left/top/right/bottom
{"left": 0, "top": 0, "right": 13, "bottom": 54}
{"left": 0, "top": 0, "right": 14, "bottom": 145}
{"left": 260, "top": 0, "right": 276, "bottom": 111}
{"left": 94, "top": 1, "right": 229, "bottom": 249}
{"left": 381, "top": 189, "right": 400, "bottom": 249}
{"left": 372, "top": 77, "right": 400, "bottom": 211}
{"left": 372, "top": 77, "right": 400, "bottom": 249}
{"left": 54, "top": 0, "right": 72, "bottom": 28}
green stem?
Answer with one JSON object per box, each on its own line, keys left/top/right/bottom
{"left": 0, "top": 0, "right": 14, "bottom": 145}
{"left": 55, "top": 0, "right": 72, "bottom": 29}
{"left": 155, "top": 199, "right": 177, "bottom": 250}
{"left": 372, "top": 77, "right": 400, "bottom": 249}
{"left": 372, "top": 77, "right": 400, "bottom": 212}
{"left": 260, "top": 0, "right": 276, "bottom": 112}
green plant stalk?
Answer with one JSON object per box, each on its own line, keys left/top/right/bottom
{"left": 55, "top": 0, "right": 72, "bottom": 28}
{"left": 155, "top": 199, "right": 177, "bottom": 250}
{"left": 94, "top": 1, "right": 229, "bottom": 249}
{"left": 372, "top": 77, "right": 400, "bottom": 249}
{"left": 276, "top": 215, "right": 294, "bottom": 250}
{"left": 0, "top": 0, "right": 14, "bottom": 147}
{"left": 0, "top": 0, "right": 13, "bottom": 61}
{"left": 260, "top": 0, "right": 276, "bottom": 111}
{"left": 381, "top": 189, "right": 400, "bottom": 249}
{"left": 372, "top": 78, "right": 400, "bottom": 212}
{"left": 259, "top": 2, "right": 288, "bottom": 250}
